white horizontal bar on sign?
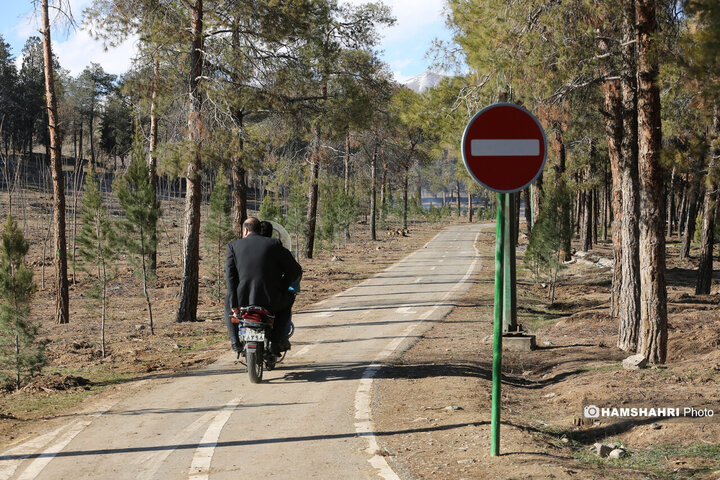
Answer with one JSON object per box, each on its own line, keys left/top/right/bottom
{"left": 471, "top": 139, "right": 540, "bottom": 156}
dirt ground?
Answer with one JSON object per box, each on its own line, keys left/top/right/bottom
{"left": 373, "top": 230, "right": 720, "bottom": 480}
{"left": 0, "top": 190, "right": 439, "bottom": 447}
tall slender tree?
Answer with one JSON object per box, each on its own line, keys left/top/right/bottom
{"left": 176, "top": 0, "right": 204, "bottom": 322}
{"left": 636, "top": 0, "right": 667, "bottom": 364}
{"left": 39, "top": 0, "right": 70, "bottom": 324}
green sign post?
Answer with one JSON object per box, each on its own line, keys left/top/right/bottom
{"left": 461, "top": 103, "right": 547, "bottom": 457}
{"left": 491, "top": 193, "right": 505, "bottom": 456}
{"left": 503, "top": 193, "right": 517, "bottom": 333}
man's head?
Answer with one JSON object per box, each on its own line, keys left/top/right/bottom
{"left": 259, "top": 221, "right": 273, "bottom": 238}
{"left": 242, "top": 217, "right": 260, "bottom": 237}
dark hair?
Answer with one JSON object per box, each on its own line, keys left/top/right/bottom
{"left": 243, "top": 217, "right": 260, "bottom": 233}
{"left": 259, "top": 221, "right": 273, "bottom": 238}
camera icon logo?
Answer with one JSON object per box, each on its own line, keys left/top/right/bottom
{"left": 584, "top": 405, "right": 600, "bottom": 418}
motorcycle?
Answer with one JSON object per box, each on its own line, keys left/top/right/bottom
{"left": 233, "top": 306, "right": 278, "bottom": 383}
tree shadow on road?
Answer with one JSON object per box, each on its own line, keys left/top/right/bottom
{"left": 274, "top": 360, "right": 586, "bottom": 390}
{"left": 0, "top": 421, "right": 489, "bottom": 461}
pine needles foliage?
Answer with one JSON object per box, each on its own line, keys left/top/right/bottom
{"left": 0, "top": 215, "right": 43, "bottom": 391}
{"left": 77, "top": 165, "right": 116, "bottom": 357}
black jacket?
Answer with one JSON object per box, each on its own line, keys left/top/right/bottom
{"left": 225, "top": 233, "right": 302, "bottom": 312}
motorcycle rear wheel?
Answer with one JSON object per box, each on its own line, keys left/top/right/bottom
{"left": 246, "top": 345, "right": 264, "bottom": 383}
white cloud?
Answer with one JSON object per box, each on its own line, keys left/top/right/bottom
{"left": 10, "top": 0, "right": 137, "bottom": 77}
{"left": 53, "top": 27, "right": 138, "bottom": 76}
{"left": 344, "top": 0, "right": 446, "bottom": 44}
{"left": 14, "top": 11, "right": 40, "bottom": 42}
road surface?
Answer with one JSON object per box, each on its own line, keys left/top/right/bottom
{"left": 0, "top": 224, "right": 483, "bottom": 480}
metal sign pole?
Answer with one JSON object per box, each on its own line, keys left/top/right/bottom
{"left": 529, "top": 184, "right": 534, "bottom": 230}
{"left": 491, "top": 192, "right": 505, "bottom": 457}
{"left": 502, "top": 193, "right": 518, "bottom": 333}
{"left": 461, "top": 103, "right": 548, "bottom": 459}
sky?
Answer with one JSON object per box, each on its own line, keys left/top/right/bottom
{"left": 0, "top": 0, "right": 454, "bottom": 82}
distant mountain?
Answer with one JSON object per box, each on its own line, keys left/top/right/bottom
{"left": 402, "top": 72, "right": 447, "bottom": 93}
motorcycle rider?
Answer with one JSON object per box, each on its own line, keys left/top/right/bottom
{"left": 224, "top": 217, "right": 302, "bottom": 356}
{"left": 258, "top": 220, "right": 298, "bottom": 350}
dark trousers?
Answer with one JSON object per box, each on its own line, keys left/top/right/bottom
{"left": 270, "top": 292, "right": 296, "bottom": 350}
{"left": 224, "top": 295, "right": 241, "bottom": 353}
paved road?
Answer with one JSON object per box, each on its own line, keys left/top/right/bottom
{"left": 0, "top": 224, "right": 483, "bottom": 480}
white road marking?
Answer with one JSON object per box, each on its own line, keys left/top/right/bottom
{"left": 313, "top": 307, "right": 339, "bottom": 318}
{"left": 422, "top": 231, "right": 444, "bottom": 249}
{"left": 136, "top": 411, "right": 217, "bottom": 480}
{"left": 471, "top": 139, "right": 540, "bottom": 156}
{"left": 6, "top": 397, "right": 120, "bottom": 480}
{"left": 355, "top": 228, "right": 481, "bottom": 480}
{"left": 396, "top": 307, "right": 416, "bottom": 314}
{"left": 188, "top": 397, "right": 241, "bottom": 480}
{"left": 0, "top": 424, "right": 72, "bottom": 479}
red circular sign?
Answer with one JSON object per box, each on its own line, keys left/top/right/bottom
{"left": 461, "top": 103, "right": 547, "bottom": 193}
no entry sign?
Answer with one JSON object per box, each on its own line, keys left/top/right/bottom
{"left": 461, "top": 103, "right": 547, "bottom": 193}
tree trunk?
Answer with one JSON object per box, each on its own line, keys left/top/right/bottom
{"left": 344, "top": 131, "right": 352, "bottom": 241}
{"left": 580, "top": 186, "right": 592, "bottom": 251}
{"left": 574, "top": 177, "right": 582, "bottom": 236}
{"left": 456, "top": 179, "right": 461, "bottom": 218}
{"left": 636, "top": 0, "right": 668, "bottom": 364}
{"left": 402, "top": 165, "right": 409, "bottom": 230}
{"left": 523, "top": 186, "right": 532, "bottom": 235}
{"left": 344, "top": 131, "right": 351, "bottom": 195}
{"left": 370, "top": 138, "right": 377, "bottom": 241}
{"left": 554, "top": 126, "right": 572, "bottom": 261}
{"left": 681, "top": 170, "right": 702, "bottom": 260}
{"left": 304, "top": 152, "right": 319, "bottom": 258}
{"left": 176, "top": 0, "right": 204, "bottom": 323}
{"left": 148, "top": 58, "right": 159, "bottom": 273}
{"left": 468, "top": 191, "right": 473, "bottom": 222}
{"left": 666, "top": 166, "right": 675, "bottom": 237}
{"left": 532, "top": 172, "right": 543, "bottom": 228}
{"left": 677, "top": 175, "right": 688, "bottom": 240}
{"left": 380, "top": 155, "right": 387, "bottom": 209}
{"left": 603, "top": 163, "right": 610, "bottom": 241}
{"left": 41, "top": 0, "right": 69, "bottom": 324}
{"left": 601, "top": 49, "right": 624, "bottom": 318}
{"left": 617, "top": 0, "right": 641, "bottom": 351}
{"left": 230, "top": 110, "right": 247, "bottom": 238}
{"left": 695, "top": 163, "right": 716, "bottom": 295}
{"left": 89, "top": 106, "right": 96, "bottom": 169}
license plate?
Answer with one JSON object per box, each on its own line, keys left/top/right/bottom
{"left": 242, "top": 329, "right": 265, "bottom": 342}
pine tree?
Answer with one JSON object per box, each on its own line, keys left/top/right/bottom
{"left": 115, "top": 131, "right": 161, "bottom": 334}
{"left": 76, "top": 165, "right": 116, "bottom": 357}
{"left": 285, "top": 175, "right": 308, "bottom": 255}
{"left": 319, "top": 178, "right": 357, "bottom": 251}
{"left": 0, "top": 216, "right": 43, "bottom": 391}
{"left": 525, "top": 184, "right": 573, "bottom": 304}
{"left": 39, "top": 0, "right": 69, "bottom": 324}
{"left": 259, "top": 193, "right": 284, "bottom": 224}
{"left": 205, "top": 169, "right": 234, "bottom": 301}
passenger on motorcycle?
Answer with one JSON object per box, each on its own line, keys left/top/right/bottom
{"left": 224, "top": 217, "right": 302, "bottom": 357}
{"left": 259, "top": 220, "right": 298, "bottom": 350}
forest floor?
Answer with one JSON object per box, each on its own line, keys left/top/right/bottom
{"left": 373, "top": 230, "right": 720, "bottom": 480}
{"left": 0, "top": 190, "right": 441, "bottom": 448}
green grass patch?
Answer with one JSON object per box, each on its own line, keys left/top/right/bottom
{"left": 573, "top": 442, "right": 720, "bottom": 479}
